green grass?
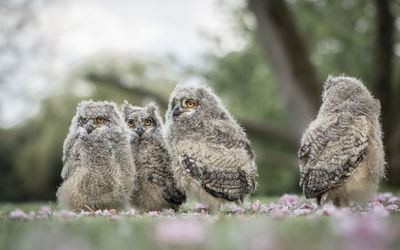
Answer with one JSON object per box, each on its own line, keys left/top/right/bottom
{"left": 1, "top": 197, "right": 400, "bottom": 250}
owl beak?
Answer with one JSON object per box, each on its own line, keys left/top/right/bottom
{"left": 172, "top": 105, "right": 183, "bottom": 117}
{"left": 136, "top": 126, "right": 144, "bottom": 137}
{"left": 86, "top": 122, "right": 94, "bottom": 134}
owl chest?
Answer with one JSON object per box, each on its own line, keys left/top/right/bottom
{"left": 78, "top": 140, "right": 114, "bottom": 165}
{"left": 133, "top": 142, "right": 166, "bottom": 172}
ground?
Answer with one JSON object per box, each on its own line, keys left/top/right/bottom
{"left": 1, "top": 194, "right": 400, "bottom": 250}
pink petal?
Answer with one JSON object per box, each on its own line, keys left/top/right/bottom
{"left": 147, "top": 211, "right": 159, "bottom": 217}
{"left": 339, "top": 217, "right": 393, "bottom": 250}
{"left": 271, "top": 208, "right": 285, "bottom": 219}
{"left": 374, "top": 194, "right": 386, "bottom": 203}
{"left": 38, "top": 206, "right": 52, "bottom": 215}
{"left": 121, "top": 209, "right": 136, "bottom": 216}
{"left": 386, "top": 204, "right": 398, "bottom": 210}
{"left": 278, "top": 194, "right": 299, "bottom": 207}
{"left": 259, "top": 204, "right": 269, "bottom": 213}
{"left": 293, "top": 209, "right": 311, "bottom": 216}
{"left": 94, "top": 210, "right": 103, "bottom": 216}
{"left": 109, "top": 215, "right": 119, "bottom": 221}
{"left": 388, "top": 197, "right": 400, "bottom": 204}
{"left": 249, "top": 200, "right": 261, "bottom": 211}
{"left": 369, "top": 206, "right": 389, "bottom": 218}
{"left": 154, "top": 219, "right": 206, "bottom": 247}
{"left": 194, "top": 203, "right": 208, "bottom": 212}
{"left": 298, "top": 203, "right": 313, "bottom": 209}
{"left": 102, "top": 209, "right": 112, "bottom": 216}
{"left": 10, "top": 209, "right": 29, "bottom": 220}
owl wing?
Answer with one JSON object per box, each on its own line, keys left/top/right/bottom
{"left": 178, "top": 121, "right": 257, "bottom": 202}
{"left": 298, "top": 113, "right": 369, "bottom": 199}
{"left": 146, "top": 145, "right": 187, "bottom": 205}
{"left": 162, "top": 183, "right": 187, "bottom": 205}
{"left": 148, "top": 167, "right": 187, "bottom": 205}
{"left": 60, "top": 133, "right": 80, "bottom": 180}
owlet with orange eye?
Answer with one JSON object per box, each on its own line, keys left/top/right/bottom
{"left": 165, "top": 84, "right": 257, "bottom": 214}
{"left": 97, "top": 116, "right": 104, "bottom": 123}
{"left": 120, "top": 101, "right": 187, "bottom": 212}
{"left": 57, "top": 100, "right": 136, "bottom": 211}
{"left": 186, "top": 99, "right": 195, "bottom": 108}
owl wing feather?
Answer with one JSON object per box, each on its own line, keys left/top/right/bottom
{"left": 60, "top": 133, "right": 80, "bottom": 180}
{"left": 179, "top": 121, "right": 257, "bottom": 201}
{"left": 146, "top": 144, "right": 187, "bottom": 205}
{"left": 298, "top": 113, "right": 369, "bottom": 198}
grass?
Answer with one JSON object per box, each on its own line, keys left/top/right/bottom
{"left": 1, "top": 196, "right": 400, "bottom": 250}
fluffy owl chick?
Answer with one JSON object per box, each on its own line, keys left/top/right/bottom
{"left": 121, "top": 102, "right": 186, "bottom": 212}
{"left": 299, "top": 76, "right": 385, "bottom": 207}
{"left": 57, "top": 100, "right": 135, "bottom": 211}
{"left": 165, "top": 84, "right": 257, "bottom": 213}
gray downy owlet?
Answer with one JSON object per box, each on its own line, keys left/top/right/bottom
{"left": 165, "top": 84, "right": 257, "bottom": 213}
{"left": 57, "top": 100, "right": 135, "bottom": 211}
{"left": 298, "top": 75, "right": 385, "bottom": 207}
{"left": 121, "top": 102, "right": 186, "bottom": 212}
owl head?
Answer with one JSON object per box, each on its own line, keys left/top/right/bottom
{"left": 71, "top": 100, "right": 123, "bottom": 137}
{"left": 166, "top": 84, "right": 230, "bottom": 125}
{"left": 121, "top": 101, "right": 162, "bottom": 140}
{"left": 322, "top": 75, "right": 381, "bottom": 115}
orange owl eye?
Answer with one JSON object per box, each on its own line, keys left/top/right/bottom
{"left": 185, "top": 100, "right": 195, "bottom": 108}
{"left": 128, "top": 120, "right": 135, "bottom": 127}
{"left": 144, "top": 119, "right": 151, "bottom": 126}
{"left": 82, "top": 118, "right": 88, "bottom": 123}
{"left": 97, "top": 117, "right": 104, "bottom": 123}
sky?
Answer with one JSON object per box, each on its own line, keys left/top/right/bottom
{"left": 0, "top": 0, "right": 244, "bottom": 128}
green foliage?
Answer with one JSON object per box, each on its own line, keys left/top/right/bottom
{"left": 1, "top": 1, "right": 398, "bottom": 200}
{"left": 288, "top": 0, "right": 377, "bottom": 84}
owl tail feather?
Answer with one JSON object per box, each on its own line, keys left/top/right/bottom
{"left": 316, "top": 193, "right": 329, "bottom": 206}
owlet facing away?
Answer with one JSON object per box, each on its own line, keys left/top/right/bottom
{"left": 122, "top": 102, "right": 186, "bottom": 211}
{"left": 165, "top": 84, "right": 257, "bottom": 213}
{"left": 57, "top": 100, "right": 135, "bottom": 211}
{"left": 298, "top": 76, "right": 385, "bottom": 207}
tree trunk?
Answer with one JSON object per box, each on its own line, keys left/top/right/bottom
{"left": 373, "top": 0, "right": 400, "bottom": 186}
{"left": 374, "top": 0, "right": 394, "bottom": 131}
{"left": 248, "top": 0, "right": 321, "bottom": 139}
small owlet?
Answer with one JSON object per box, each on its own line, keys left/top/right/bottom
{"left": 56, "top": 100, "right": 135, "bottom": 211}
{"left": 298, "top": 76, "right": 385, "bottom": 207}
{"left": 165, "top": 84, "right": 257, "bottom": 213}
{"left": 121, "top": 102, "right": 186, "bottom": 211}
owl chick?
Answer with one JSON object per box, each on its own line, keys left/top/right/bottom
{"left": 56, "top": 100, "right": 135, "bottom": 211}
{"left": 121, "top": 102, "right": 186, "bottom": 211}
{"left": 298, "top": 76, "right": 385, "bottom": 207}
{"left": 165, "top": 84, "right": 257, "bottom": 213}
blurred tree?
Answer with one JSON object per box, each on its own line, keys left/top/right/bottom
{"left": 0, "top": 57, "right": 180, "bottom": 201}
{"left": 248, "top": 0, "right": 400, "bottom": 186}
{"left": 1, "top": 0, "right": 400, "bottom": 201}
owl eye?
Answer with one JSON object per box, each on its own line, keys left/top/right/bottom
{"left": 82, "top": 118, "right": 88, "bottom": 123}
{"left": 144, "top": 119, "right": 151, "bottom": 126}
{"left": 97, "top": 116, "right": 104, "bottom": 123}
{"left": 128, "top": 120, "right": 135, "bottom": 127}
{"left": 185, "top": 99, "right": 195, "bottom": 108}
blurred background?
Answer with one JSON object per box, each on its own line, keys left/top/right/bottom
{"left": 0, "top": 0, "right": 399, "bottom": 201}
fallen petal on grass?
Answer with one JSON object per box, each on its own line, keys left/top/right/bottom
{"left": 121, "top": 209, "right": 136, "bottom": 216}
{"left": 194, "top": 203, "right": 208, "bottom": 212}
{"left": 249, "top": 200, "right": 261, "bottom": 212}
{"left": 154, "top": 219, "right": 206, "bottom": 247}
{"left": 147, "top": 211, "right": 159, "bottom": 217}
{"left": 339, "top": 217, "right": 393, "bottom": 250}
{"left": 293, "top": 208, "right": 312, "bottom": 216}
{"left": 388, "top": 197, "right": 400, "bottom": 204}
{"left": 278, "top": 194, "right": 299, "bottom": 207}
{"left": 386, "top": 204, "right": 398, "bottom": 210}
{"left": 10, "top": 209, "right": 29, "bottom": 220}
